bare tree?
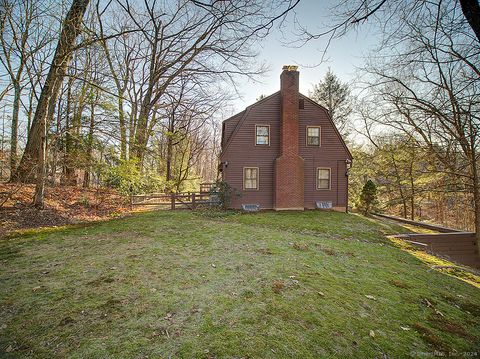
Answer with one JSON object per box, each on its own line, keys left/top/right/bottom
{"left": 359, "top": 0, "right": 480, "bottom": 241}
{"left": 158, "top": 75, "right": 227, "bottom": 190}
{"left": 107, "top": 0, "right": 298, "bottom": 167}
{"left": 29, "top": 0, "right": 90, "bottom": 207}
{"left": 0, "top": 0, "right": 302, "bottom": 209}
{"left": 0, "top": 0, "right": 53, "bottom": 175}
{"left": 295, "top": 0, "right": 479, "bottom": 52}
{"left": 96, "top": 7, "right": 131, "bottom": 160}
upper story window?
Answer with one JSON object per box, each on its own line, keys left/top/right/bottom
{"left": 317, "top": 168, "right": 331, "bottom": 190}
{"left": 243, "top": 167, "right": 259, "bottom": 190}
{"left": 255, "top": 125, "right": 270, "bottom": 145}
{"left": 306, "top": 126, "right": 321, "bottom": 146}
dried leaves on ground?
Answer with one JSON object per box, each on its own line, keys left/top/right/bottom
{"left": 0, "top": 183, "right": 130, "bottom": 237}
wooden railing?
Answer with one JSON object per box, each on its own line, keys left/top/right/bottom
{"left": 130, "top": 191, "right": 218, "bottom": 210}
{"left": 374, "top": 213, "right": 462, "bottom": 233}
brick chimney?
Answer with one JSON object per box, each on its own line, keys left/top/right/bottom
{"left": 274, "top": 66, "right": 304, "bottom": 210}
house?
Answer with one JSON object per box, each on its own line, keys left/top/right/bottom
{"left": 219, "top": 66, "right": 353, "bottom": 211}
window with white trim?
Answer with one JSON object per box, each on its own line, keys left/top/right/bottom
{"left": 243, "top": 167, "right": 259, "bottom": 190}
{"left": 307, "top": 126, "right": 321, "bottom": 146}
{"left": 316, "top": 168, "right": 330, "bottom": 190}
{"left": 255, "top": 125, "right": 270, "bottom": 145}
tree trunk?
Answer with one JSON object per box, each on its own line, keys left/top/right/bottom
{"left": 63, "top": 81, "right": 71, "bottom": 183}
{"left": 98, "top": 24, "right": 128, "bottom": 160}
{"left": 459, "top": 0, "right": 480, "bottom": 43}
{"left": 1, "top": 108, "right": 5, "bottom": 178}
{"left": 131, "top": 107, "right": 151, "bottom": 165}
{"left": 26, "top": 89, "right": 34, "bottom": 137}
{"left": 166, "top": 138, "right": 173, "bottom": 183}
{"left": 410, "top": 196, "right": 415, "bottom": 220}
{"left": 83, "top": 100, "right": 95, "bottom": 188}
{"left": 473, "top": 184, "right": 480, "bottom": 251}
{"left": 410, "top": 178, "right": 415, "bottom": 220}
{"left": 33, "top": 117, "right": 47, "bottom": 208}
{"left": 9, "top": 82, "right": 20, "bottom": 176}
{"left": 391, "top": 154, "right": 407, "bottom": 219}
{"left": 402, "top": 198, "right": 407, "bottom": 219}
{"left": 64, "top": 99, "right": 84, "bottom": 186}
{"left": 130, "top": 36, "right": 158, "bottom": 167}
{"left": 471, "top": 153, "right": 480, "bottom": 251}
{"left": 12, "top": 0, "right": 90, "bottom": 183}
{"left": 409, "top": 162, "right": 415, "bottom": 220}
{"left": 50, "top": 96, "right": 63, "bottom": 185}
{"left": 165, "top": 116, "right": 175, "bottom": 185}
{"left": 119, "top": 96, "right": 127, "bottom": 160}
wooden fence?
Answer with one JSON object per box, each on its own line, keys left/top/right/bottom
{"left": 374, "top": 213, "right": 461, "bottom": 233}
{"left": 130, "top": 191, "right": 219, "bottom": 210}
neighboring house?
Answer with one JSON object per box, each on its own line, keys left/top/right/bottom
{"left": 219, "top": 66, "right": 353, "bottom": 211}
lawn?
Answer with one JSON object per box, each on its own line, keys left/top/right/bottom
{"left": 0, "top": 210, "right": 479, "bottom": 358}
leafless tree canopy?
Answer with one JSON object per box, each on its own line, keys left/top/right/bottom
{"left": 349, "top": 0, "right": 480, "bottom": 240}
{"left": 0, "top": 0, "right": 300, "bottom": 205}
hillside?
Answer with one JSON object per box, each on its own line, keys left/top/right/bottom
{"left": 0, "top": 210, "right": 479, "bottom": 358}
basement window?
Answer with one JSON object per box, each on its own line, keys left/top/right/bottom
{"left": 306, "top": 126, "right": 321, "bottom": 146}
{"left": 316, "top": 168, "right": 331, "bottom": 190}
{"left": 255, "top": 125, "right": 270, "bottom": 145}
{"left": 243, "top": 167, "right": 259, "bottom": 190}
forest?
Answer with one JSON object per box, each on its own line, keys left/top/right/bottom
{"left": 0, "top": 0, "right": 479, "bottom": 233}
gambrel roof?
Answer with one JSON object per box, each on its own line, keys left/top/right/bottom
{"left": 221, "top": 91, "right": 352, "bottom": 159}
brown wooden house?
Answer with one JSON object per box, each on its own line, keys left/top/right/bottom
{"left": 219, "top": 66, "right": 353, "bottom": 211}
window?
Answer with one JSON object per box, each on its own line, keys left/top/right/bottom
{"left": 256, "top": 125, "right": 270, "bottom": 145}
{"left": 306, "top": 126, "right": 321, "bottom": 146}
{"left": 243, "top": 167, "right": 259, "bottom": 190}
{"left": 317, "top": 168, "right": 331, "bottom": 190}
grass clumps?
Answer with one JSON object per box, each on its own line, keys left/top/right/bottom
{"left": 291, "top": 242, "right": 308, "bottom": 251}
{"left": 412, "top": 323, "right": 450, "bottom": 352}
{"left": 389, "top": 279, "right": 410, "bottom": 289}
{"left": 271, "top": 280, "right": 286, "bottom": 294}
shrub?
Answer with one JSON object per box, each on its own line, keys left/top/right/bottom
{"left": 79, "top": 196, "right": 90, "bottom": 208}
{"left": 360, "top": 179, "right": 378, "bottom": 215}
{"left": 101, "top": 159, "right": 164, "bottom": 195}
{"left": 210, "top": 180, "right": 240, "bottom": 210}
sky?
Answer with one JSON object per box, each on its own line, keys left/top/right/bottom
{"left": 0, "top": 0, "right": 383, "bottom": 147}
{"left": 231, "top": 0, "right": 380, "bottom": 114}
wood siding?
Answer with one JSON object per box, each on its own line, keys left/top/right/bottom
{"left": 222, "top": 94, "right": 280, "bottom": 209}
{"left": 220, "top": 92, "right": 352, "bottom": 210}
{"left": 299, "top": 96, "right": 350, "bottom": 209}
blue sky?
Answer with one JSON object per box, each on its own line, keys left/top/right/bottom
{"left": 231, "top": 0, "right": 380, "bottom": 113}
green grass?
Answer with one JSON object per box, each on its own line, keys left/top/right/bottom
{"left": 0, "top": 210, "right": 479, "bottom": 358}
